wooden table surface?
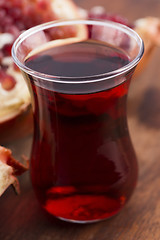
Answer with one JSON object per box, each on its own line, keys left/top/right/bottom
{"left": 1, "top": 0, "right": 160, "bottom": 239}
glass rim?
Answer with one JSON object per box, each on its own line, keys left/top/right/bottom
{"left": 12, "top": 19, "right": 144, "bottom": 84}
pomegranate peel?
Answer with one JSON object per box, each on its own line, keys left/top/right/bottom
{"left": 0, "top": 146, "right": 29, "bottom": 196}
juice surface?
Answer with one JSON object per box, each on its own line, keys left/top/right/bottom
{"left": 25, "top": 40, "right": 129, "bottom": 78}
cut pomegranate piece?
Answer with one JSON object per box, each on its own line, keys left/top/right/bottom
{"left": 0, "top": 146, "right": 29, "bottom": 196}
{"left": 0, "top": 0, "right": 87, "bottom": 143}
{"left": 134, "top": 17, "right": 160, "bottom": 77}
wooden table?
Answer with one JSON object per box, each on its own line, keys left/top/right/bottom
{"left": 1, "top": 0, "right": 160, "bottom": 239}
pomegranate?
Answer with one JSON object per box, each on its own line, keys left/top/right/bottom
{"left": 0, "top": 145, "right": 29, "bottom": 196}
{"left": 0, "top": 0, "right": 84, "bottom": 143}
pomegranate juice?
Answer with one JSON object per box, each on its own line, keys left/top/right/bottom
{"left": 25, "top": 40, "right": 138, "bottom": 222}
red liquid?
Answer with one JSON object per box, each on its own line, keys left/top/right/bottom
{"left": 25, "top": 40, "right": 138, "bottom": 222}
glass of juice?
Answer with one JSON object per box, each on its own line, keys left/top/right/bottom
{"left": 12, "top": 19, "right": 144, "bottom": 223}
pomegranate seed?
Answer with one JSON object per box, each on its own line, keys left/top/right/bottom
{"left": 1, "top": 74, "right": 17, "bottom": 91}
{"left": 0, "top": 9, "right": 6, "bottom": 20}
{"left": 8, "top": 8, "right": 22, "bottom": 20}
{"left": 37, "top": 0, "right": 49, "bottom": 10}
{"left": 5, "top": 25, "right": 20, "bottom": 37}
{"left": 0, "top": 0, "right": 5, "bottom": 7}
{"left": 3, "top": 16, "right": 13, "bottom": 25}
{"left": 16, "top": 21, "right": 25, "bottom": 31}
{"left": 11, "top": 0, "right": 22, "bottom": 8}
{"left": 1, "top": 44, "right": 12, "bottom": 56}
